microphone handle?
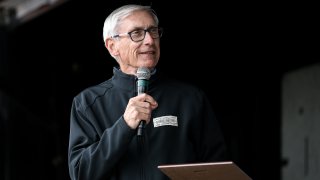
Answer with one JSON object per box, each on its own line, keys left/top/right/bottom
{"left": 137, "top": 120, "right": 146, "bottom": 136}
{"left": 137, "top": 79, "right": 148, "bottom": 136}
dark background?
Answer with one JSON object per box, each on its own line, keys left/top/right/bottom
{"left": 1, "top": 0, "right": 319, "bottom": 179}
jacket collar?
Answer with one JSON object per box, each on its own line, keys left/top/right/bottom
{"left": 111, "top": 67, "right": 159, "bottom": 91}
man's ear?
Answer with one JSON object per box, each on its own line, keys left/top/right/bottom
{"left": 105, "top": 39, "right": 119, "bottom": 56}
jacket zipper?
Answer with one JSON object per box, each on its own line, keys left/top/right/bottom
{"left": 134, "top": 76, "right": 146, "bottom": 180}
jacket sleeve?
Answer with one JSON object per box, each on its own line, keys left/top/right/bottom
{"left": 68, "top": 97, "right": 135, "bottom": 180}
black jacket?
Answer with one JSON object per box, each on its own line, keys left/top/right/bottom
{"left": 68, "top": 67, "right": 227, "bottom": 180}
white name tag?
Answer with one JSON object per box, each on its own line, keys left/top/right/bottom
{"left": 153, "top": 115, "right": 178, "bottom": 127}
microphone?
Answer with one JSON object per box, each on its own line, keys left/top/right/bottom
{"left": 136, "top": 67, "right": 151, "bottom": 136}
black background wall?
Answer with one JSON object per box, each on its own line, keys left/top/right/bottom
{"left": 1, "top": 0, "right": 319, "bottom": 179}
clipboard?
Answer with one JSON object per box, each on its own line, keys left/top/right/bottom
{"left": 158, "top": 161, "right": 252, "bottom": 180}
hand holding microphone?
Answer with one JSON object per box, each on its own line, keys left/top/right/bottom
{"left": 122, "top": 67, "right": 158, "bottom": 136}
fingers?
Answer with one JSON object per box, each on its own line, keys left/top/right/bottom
{"left": 136, "top": 93, "right": 158, "bottom": 109}
{"left": 123, "top": 93, "right": 158, "bottom": 129}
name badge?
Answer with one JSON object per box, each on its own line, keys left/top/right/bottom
{"left": 153, "top": 115, "right": 178, "bottom": 127}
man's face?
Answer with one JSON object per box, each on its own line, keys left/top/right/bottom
{"left": 114, "top": 10, "right": 160, "bottom": 75}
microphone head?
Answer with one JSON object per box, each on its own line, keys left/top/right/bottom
{"left": 136, "top": 67, "right": 151, "bottom": 80}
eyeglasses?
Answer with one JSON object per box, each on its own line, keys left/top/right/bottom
{"left": 111, "top": 27, "right": 163, "bottom": 42}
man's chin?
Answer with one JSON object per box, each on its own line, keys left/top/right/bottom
{"left": 138, "top": 62, "right": 157, "bottom": 69}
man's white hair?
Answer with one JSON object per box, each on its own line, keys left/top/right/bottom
{"left": 102, "top": 4, "right": 159, "bottom": 43}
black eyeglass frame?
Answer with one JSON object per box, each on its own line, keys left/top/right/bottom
{"left": 111, "top": 27, "right": 163, "bottom": 42}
